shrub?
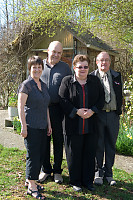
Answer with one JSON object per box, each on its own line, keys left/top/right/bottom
{"left": 13, "top": 116, "right": 21, "bottom": 134}
{"left": 8, "top": 93, "right": 18, "bottom": 107}
{"left": 116, "top": 74, "right": 133, "bottom": 156}
{"left": 116, "top": 114, "right": 133, "bottom": 156}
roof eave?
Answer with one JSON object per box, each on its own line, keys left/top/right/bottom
{"left": 86, "top": 44, "right": 118, "bottom": 56}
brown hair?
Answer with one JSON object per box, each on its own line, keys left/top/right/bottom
{"left": 27, "top": 56, "right": 44, "bottom": 71}
{"left": 73, "top": 54, "right": 90, "bottom": 67}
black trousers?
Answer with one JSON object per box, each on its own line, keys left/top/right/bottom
{"left": 64, "top": 133, "right": 98, "bottom": 187}
{"left": 24, "top": 127, "right": 47, "bottom": 180}
{"left": 42, "top": 104, "right": 64, "bottom": 174}
{"left": 95, "top": 111, "right": 119, "bottom": 178}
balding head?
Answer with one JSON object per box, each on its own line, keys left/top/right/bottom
{"left": 96, "top": 51, "right": 111, "bottom": 73}
{"left": 96, "top": 52, "right": 111, "bottom": 61}
{"left": 48, "top": 41, "right": 63, "bottom": 51}
{"left": 47, "top": 41, "right": 63, "bottom": 66}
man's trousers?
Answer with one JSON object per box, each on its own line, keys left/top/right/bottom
{"left": 95, "top": 110, "right": 119, "bottom": 178}
{"left": 42, "top": 104, "right": 64, "bottom": 174}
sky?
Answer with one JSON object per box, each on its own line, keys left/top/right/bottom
{"left": 0, "top": 0, "right": 8, "bottom": 26}
{"left": 0, "top": 0, "right": 4, "bottom": 25}
{"left": 0, "top": 0, "right": 15, "bottom": 26}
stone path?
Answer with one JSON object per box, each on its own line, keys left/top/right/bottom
{"left": 0, "top": 109, "right": 25, "bottom": 150}
{"left": 0, "top": 109, "right": 133, "bottom": 174}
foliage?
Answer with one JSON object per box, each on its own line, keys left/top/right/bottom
{"left": 124, "top": 74, "right": 133, "bottom": 120}
{"left": 0, "top": 50, "right": 22, "bottom": 108}
{"left": 116, "top": 74, "right": 133, "bottom": 156}
{"left": 17, "top": 0, "right": 133, "bottom": 52}
{"left": 8, "top": 93, "right": 18, "bottom": 107}
{"left": 0, "top": 144, "right": 133, "bottom": 199}
{"left": 13, "top": 116, "right": 21, "bottom": 134}
{"left": 88, "top": 0, "right": 133, "bottom": 50}
{"left": 114, "top": 50, "right": 133, "bottom": 82}
{"left": 116, "top": 114, "right": 133, "bottom": 156}
{"left": 0, "top": 0, "right": 25, "bottom": 107}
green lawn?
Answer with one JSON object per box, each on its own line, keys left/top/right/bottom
{"left": 0, "top": 144, "right": 133, "bottom": 200}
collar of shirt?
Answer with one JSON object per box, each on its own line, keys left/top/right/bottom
{"left": 28, "top": 75, "right": 35, "bottom": 82}
{"left": 106, "top": 69, "right": 111, "bottom": 77}
{"left": 98, "top": 69, "right": 110, "bottom": 78}
{"left": 73, "top": 74, "right": 77, "bottom": 83}
{"left": 72, "top": 74, "right": 89, "bottom": 83}
{"left": 28, "top": 75, "right": 43, "bottom": 87}
{"left": 44, "top": 58, "right": 51, "bottom": 68}
{"left": 44, "top": 58, "right": 58, "bottom": 68}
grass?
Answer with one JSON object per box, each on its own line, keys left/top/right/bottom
{"left": 0, "top": 145, "right": 133, "bottom": 200}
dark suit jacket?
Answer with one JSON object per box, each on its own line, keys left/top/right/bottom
{"left": 90, "top": 69, "right": 123, "bottom": 115}
{"left": 59, "top": 75, "right": 105, "bottom": 135}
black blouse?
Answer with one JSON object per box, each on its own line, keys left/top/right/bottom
{"left": 18, "top": 76, "right": 50, "bottom": 129}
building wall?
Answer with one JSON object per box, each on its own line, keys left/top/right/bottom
{"left": 33, "top": 28, "right": 73, "bottom": 51}
{"left": 28, "top": 28, "right": 115, "bottom": 72}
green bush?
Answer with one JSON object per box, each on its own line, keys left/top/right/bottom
{"left": 8, "top": 93, "right": 18, "bottom": 107}
{"left": 116, "top": 74, "right": 133, "bottom": 156}
{"left": 116, "top": 123, "right": 133, "bottom": 156}
{"left": 13, "top": 116, "right": 21, "bottom": 134}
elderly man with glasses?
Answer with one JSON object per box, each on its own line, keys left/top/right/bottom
{"left": 91, "top": 51, "right": 123, "bottom": 186}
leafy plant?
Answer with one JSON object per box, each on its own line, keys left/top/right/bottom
{"left": 116, "top": 75, "right": 133, "bottom": 156}
{"left": 116, "top": 114, "right": 133, "bottom": 156}
{"left": 8, "top": 93, "right": 18, "bottom": 107}
{"left": 124, "top": 74, "right": 133, "bottom": 124}
{"left": 13, "top": 116, "right": 21, "bottom": 134}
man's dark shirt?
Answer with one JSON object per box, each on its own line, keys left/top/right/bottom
{"left": 41, "top": 59, "right": 72, "bottom": 104}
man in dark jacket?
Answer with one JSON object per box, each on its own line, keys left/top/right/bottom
{"left": 39, "top": 41, "right": 72, "bottom": 183}
{"left": 91, "top": 51, "right": 123, "bottom": 186}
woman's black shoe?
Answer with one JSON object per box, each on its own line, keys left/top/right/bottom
{"left": 27, "top": 188, "right": 46, "bottom": 199}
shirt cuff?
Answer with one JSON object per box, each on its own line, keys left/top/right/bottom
{"left": 69, "top": 107, "right": 78, "bottom": 118}
{"left": 91, "top": 106, "right": 98, "bottom": 113}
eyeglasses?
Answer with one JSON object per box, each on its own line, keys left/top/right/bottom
{"left": 75, "top": 66, "right": 89, "bottom": 69}
{"left": 97, "top": 59, "right": 110, "bottom": 63}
